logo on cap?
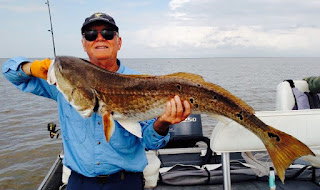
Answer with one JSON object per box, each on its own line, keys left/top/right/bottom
{"left": 93, "top": 13, "right": 110, "bottom": 22}
{"left": 94, "top": 13, "right": 102, "bottom": 18}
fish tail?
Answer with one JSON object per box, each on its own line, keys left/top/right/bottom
{"left": 102, "top": 112, "right": 115, "bottom": 142}
{"left": 262, "top": 126, "right": 315, "bottom": 183}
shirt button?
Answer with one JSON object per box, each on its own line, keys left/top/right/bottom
{"left": 98, "top": 122, "right": 101, "bottom": 125}
{"left": 97, "top": 141, "right": 101, "bottom": 145}
{"left": 97, "top": 162, "right": 100, "bottom": 165}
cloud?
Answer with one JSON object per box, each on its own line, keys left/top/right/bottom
{"left": 167, "top": 0, "right": 320, "bottom": 28}
{"left": 135, "top": 25, "right": 320, "bottom": 55}
{"left": 123, "top": 0, "right": 320, "bottom": 57}
{"left": 169, "top": 0, "right": 190, "bottom": 10}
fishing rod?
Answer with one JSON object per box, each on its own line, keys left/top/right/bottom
{"left": 45, "top": 0, "right": 56, "bottom": 58}
{"left": 45, "top": 0, "right": 60, "bottom": 139}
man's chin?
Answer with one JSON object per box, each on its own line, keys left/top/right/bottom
{"left": 94, "top": 53, "right": 111, "bottom": 60}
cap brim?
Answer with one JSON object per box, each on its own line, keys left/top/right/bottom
{"left": 81, "top": 20, "right": 118, "bottom": 33}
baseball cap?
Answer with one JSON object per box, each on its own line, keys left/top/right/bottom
{"left": 81, "top": 12, "right": 119, "bottom": 33}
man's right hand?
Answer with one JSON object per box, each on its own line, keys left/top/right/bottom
{"left": 26, "top": 58, "right": 52, "bottom": 80}
{"left": 153, "top": 95, "right": 191, "bottom": 136}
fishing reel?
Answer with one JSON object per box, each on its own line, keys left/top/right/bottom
{"left": 47, "top": 122, "right": 60, "bottom": 139}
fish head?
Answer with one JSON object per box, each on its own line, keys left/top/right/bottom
{"left": 49, "top": 56, "right": 97, "bottom": 118}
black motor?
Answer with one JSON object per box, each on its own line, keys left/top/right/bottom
{"left": 165, "top": 114, "right": 205, "bottom": 148}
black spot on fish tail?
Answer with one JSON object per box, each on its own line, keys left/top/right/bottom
{"left": 195, "top": 104, "right": 199, "bottom": 108}
{"left": 210, "top": 94, "right": 218, "bottom": 103}
{"left": 190, "top": 98, "right": 194, "bottom": 104}
{"left": 268, "top": 132, "right": 280, "bottom": 141}
{"left": 236, "top": 111, "right": 243, "bottom": 120}
{"left": 111, "top": 111, "right": 114, "bottom": 115}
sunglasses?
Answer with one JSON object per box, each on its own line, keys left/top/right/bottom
{"left": 83, "top": 29, "right": 117, "bottom": 41}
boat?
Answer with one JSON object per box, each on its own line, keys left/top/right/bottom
{"left": 38, "top": 80, "right": 320, "bottom": 190}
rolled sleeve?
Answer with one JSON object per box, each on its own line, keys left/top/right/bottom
{"left": 2, "top": 56, "right": 58, "bottom": 100}
{"left": 141, "top": 119, "right": 170, "bottom": 150}
{"left": 2, "top": 57, "right": 32, "bottom": 85}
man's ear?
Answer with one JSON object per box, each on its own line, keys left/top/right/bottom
{"left": 81, "top": 38, "right": 87, "bottom": 52}
{"left": 117, "top": 36, "right": 122, "bottom": 50}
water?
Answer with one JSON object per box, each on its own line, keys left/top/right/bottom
{"left": 1, "top": 57, "right": 320, "bottom": 189}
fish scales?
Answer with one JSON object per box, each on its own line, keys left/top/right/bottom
{"left": 48, "top": 56, "right": 315, "bottom": 183}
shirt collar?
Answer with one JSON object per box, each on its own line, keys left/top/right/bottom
{"left": 116, "top": 59, "right": 125, "bottom": 74}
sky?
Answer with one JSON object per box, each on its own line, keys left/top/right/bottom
{"left": 1, "top": 0, "right": 320, "bottom": 58}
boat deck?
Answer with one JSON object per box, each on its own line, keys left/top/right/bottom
{"left": 39, "top": 151, "right": 320, "bottom": 190}
{"left": 155, "top": 180, "right": 320, "bottom": 190}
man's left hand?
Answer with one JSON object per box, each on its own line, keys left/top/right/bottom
{"left": 153, "top": 95, "right": 191, "bottom": 136}
{"left": 29, "top": 58, "right": 52, "bottom": 80}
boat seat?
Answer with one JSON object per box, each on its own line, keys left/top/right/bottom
{"left": 276, "top": 80, "right": 309, "bottom": 110}
{"left": 210, "top": 110, "right": 320, "bottom": 190}
{"left": 276, "top": 79, "right": 320, "bottom": 170}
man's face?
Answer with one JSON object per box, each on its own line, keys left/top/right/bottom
{"left": 82, "top": 23, "right": 122, "bottom": 62}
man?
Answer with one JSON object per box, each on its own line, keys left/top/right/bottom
{"left": 2, "top": 13, "right": 191, "bottom": 189}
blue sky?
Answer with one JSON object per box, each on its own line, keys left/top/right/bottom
{"left": 1, "top": 0, "right": 320, "bottom": 58}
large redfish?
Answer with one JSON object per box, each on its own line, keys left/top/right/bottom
{"left": 47, "top": 56, "right": 314, "bottom": 182}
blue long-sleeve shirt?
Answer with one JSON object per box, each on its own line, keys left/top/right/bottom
{"left": 2, "top": 57, "right": 170, "bottom": 177}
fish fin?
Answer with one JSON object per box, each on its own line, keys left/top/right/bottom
{"left": 125, "top": 72, "right": 205, "bottom": 83}
{"left": 205, "top": 82, "right": 256, "bottom": 114}
{"left": 102, "top": 112, "right": 115, "bottom": 142}
{"left": 126, "top": 74, "right": 152, "bottom": 78}
{"left": 117, "top": 120, "right": 142, "bottom": 138}
{"left": 165, "top": 72, "right": 206, "bottom": 83}
{"left": 262, "top": 126, "right": 315, "bottom": 183}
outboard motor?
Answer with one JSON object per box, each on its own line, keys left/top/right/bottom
{"left": 165, "top": 114, "right": 204, "bottom": 148}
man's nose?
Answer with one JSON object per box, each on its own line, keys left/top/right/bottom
{"left": 96, "top": 32, "right": 105, "bottom": 41}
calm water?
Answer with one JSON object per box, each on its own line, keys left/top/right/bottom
{"left": 1, "top": 57, "right": 320, "bottom": 189}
